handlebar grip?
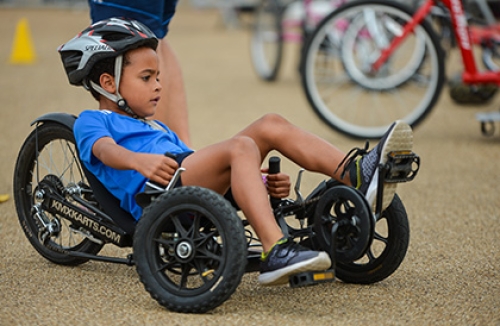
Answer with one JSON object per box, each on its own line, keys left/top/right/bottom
{"left": 164, "top": 152, "right": 177, "bottom": 160}
{"left": 268, "top": 156, "right": 281, "bottom": 209}
{"left": 268, "top": 156, "right": 281, "bottom": 175}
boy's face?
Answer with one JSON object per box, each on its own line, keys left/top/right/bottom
{"left": 119, "top": 47, "right": 162, "bottom": 118}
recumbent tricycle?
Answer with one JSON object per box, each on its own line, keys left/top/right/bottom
{"left": 13, "top": 113, "right": 420, "bottom": 313}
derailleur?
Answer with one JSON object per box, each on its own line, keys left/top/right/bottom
{"left": 32, "top": 175, "right": 65, "bottom": 244}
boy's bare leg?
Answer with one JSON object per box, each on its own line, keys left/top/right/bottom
{"left": 236, "top": 114, "right": 352, "bottom": 184}
{"left": 180, "top": 136, "right": 283, "bottom": 252}
{"left": 151, "top": 40, "right": 191, "bottom": 147}
{"left": 235, "top": 114, "right": 413, "bottom": 209}
{"left": 180, "top": 114, "right": 355, "bottom": 251}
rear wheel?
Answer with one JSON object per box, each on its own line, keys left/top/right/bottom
{"left": 13, "top": 122, "right": 103, "bottom": 265}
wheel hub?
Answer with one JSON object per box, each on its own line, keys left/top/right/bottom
{"left": 175, "top": 240, "right": 194, "bottom": 260}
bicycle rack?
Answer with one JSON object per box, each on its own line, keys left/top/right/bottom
{"left": 477, "top": 111, "right": 500, "bottom": 136}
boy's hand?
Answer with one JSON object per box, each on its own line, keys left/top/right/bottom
{"left": 262, "top": 170, "right": 291, "bottom": 198}
{"left": 93, "top": 137, "right": 179, "bottom": 187}
{"left": 135, "top": 153, "right": 178, "bottom": 187}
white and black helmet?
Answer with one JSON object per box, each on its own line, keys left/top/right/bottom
{"left": 58, "top": 18, "right": 158, "bottom": 115}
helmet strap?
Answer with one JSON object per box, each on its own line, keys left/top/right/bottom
{"left": 89, "top": 54, "right": 138, "bottom": 118}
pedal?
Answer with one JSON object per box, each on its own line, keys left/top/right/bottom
{"left": 383, "top": 151, "right": 420, "bottom": 183}
{"left": 289, "top": 269, "right": 335, "bottom": 288}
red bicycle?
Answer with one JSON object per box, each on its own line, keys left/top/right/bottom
{"left": 300, "top": 0, "right": 500, "bottom": 138}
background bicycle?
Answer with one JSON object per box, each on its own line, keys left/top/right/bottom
{"left": 250, "top": 0, "right": 339, "bottom": 81}
{"left": 300, "top": 0, "right": 500, "bottom": 139}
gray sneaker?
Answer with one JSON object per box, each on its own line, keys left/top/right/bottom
{"left": 259, "top": 238, "right": 331, "bottom": 286}
{"left": 339, "top": 120, "right": 413, "bottom": 210}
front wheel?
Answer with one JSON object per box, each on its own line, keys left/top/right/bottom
{"left": 133, "top": 187, "right": 247, "bottom": 313}
{"left": 335, "top": 194, "right": 410, "bottom": 284}
{"left": 300, "top": 0, "right": 445, "bottom": 139}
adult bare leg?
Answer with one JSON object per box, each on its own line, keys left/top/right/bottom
{"left": 152, "top": 39, "right": 191, "bottom": 147}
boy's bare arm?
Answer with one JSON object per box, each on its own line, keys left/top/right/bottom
{"left": 92, "top": 137, "right": 178, "bottom": 186}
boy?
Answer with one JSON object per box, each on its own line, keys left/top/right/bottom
{"left": 60, "top": 18, "right": 414, "bottom": 286}
{"left": 87, "top": 0, "right": 191, "bottom": 146}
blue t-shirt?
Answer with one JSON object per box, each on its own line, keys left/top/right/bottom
{"left": 74, "top": 110, "right": 193, "bottom": 220}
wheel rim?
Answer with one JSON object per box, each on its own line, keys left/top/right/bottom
{"left": 302, "top": 2, "right": 442, "bottom": 138}
{"left": 338, "top": 210, "right": 395, "bottom": 270}
{"left": 17, "top": 128, "right": 92, "bottom": 251}
{"left": 251, "top": 0, "right": 283, "bottom": 79}
{"left": 146, "top": 207, "right": 228, "bottom": 295}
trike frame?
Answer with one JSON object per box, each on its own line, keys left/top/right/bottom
{"left": 13, "top": 112, "right": 419, "bottom": 313}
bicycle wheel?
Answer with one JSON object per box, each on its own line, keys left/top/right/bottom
{"left": 134, "top": 186, "right": 247, "bottom": 313}
{"left": 13, "top": 122, "right": 103, "bottom": 265}
{"left": 482, "top": 39, "right": 500, "bottom": 72}
{"left": 335, "top": 194, "right": 409, "bottom": 284}
{"left": 250, "top": 0, "right": 284, "bottom": 81}
{"left": 301, "top": 0, "right": 445, "bottom": 139}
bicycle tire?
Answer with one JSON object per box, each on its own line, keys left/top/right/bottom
{"left": 300, "top": 0, "right": 445, "bottom": 139}
{"left": 335, "top": 194, "right": 410, "bottom": 284}
{"left": 134, "top": 186, "right": 247, "bottom": 313}
{"left": 250, "top": 0, "right": 284, "bottom": 81}
{"left": 13, "top": 122, "right": 103, "bottom": 265}
{"left": 482, "top": 39, "right": 500, "bottom": 72}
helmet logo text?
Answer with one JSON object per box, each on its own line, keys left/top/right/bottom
{"left": 85, "top": 44, "right": 112, "bottom": 52}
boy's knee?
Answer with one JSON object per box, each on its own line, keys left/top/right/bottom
{"left": 230, "top": 136, "right": 260, "bottom": 157}
{"left": 259, "top": 113, "right": 288, "bottom": 127}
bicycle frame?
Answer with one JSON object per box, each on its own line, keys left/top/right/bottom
{"left": 374, "top": 0, "right": 500, "bottom": 85}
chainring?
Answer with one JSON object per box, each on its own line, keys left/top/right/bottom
{"left": 313, "top": 186, "right": 374, "bottom": 263}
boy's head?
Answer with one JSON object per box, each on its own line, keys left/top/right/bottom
{"left": 58, "top": 18, "right": 158, "bottom": 114}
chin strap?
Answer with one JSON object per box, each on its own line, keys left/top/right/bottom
{"left": 88, "top": 55, "right": 138, "bottom": 118}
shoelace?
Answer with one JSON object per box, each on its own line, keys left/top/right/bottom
{"left": 263, "top": 238, "right": 305, "bottom": 260}
{"left": 334, "top": 141, "right": 370, "bottom": 180}
{"left": 276, "top": 238, "right": 311, "bottom": 255}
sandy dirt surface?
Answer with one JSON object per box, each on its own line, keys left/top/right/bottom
{"left": 0, "top": 4, "right": 499, "bottom": 325}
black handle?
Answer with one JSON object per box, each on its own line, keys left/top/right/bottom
{"left": 268, "top": 156, "right": 281, "bottom": 209}
{"left": 164, "top": 152, "right": 177, "bottom": 160}
{"left": 145, "top": 152, "right": 178, "bottom": 191}
{"left": 268, "top": 156, "right": 281, "bottom": 174}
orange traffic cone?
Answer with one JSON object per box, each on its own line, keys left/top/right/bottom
{"left": 9, "top": 18, "right": 36, "bottom": 64}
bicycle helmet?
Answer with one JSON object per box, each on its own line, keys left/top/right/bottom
{"left": 58, "top": 17, "right": 158, "bottom": 116}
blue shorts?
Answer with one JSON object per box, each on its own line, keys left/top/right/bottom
{"left": 88, "top": 0, "right": 178, "bottom": 38}
{"left": 146, "top": 151, "right": 240, "bottom": 209}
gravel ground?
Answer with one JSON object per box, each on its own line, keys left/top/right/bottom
{"left": 0, "top": 4, "right": 499, "bottom": 326}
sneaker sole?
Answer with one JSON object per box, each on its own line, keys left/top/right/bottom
{"left": 365, "top": 120, "right": 413, "bottom": 211}
{"left": 258, "top": 252, "right": 331, "bottom": 286}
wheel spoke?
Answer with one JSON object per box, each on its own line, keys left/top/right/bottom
{"left": 301, "top": 0, "right": 443, "bottom": 138}
{"left": 179, "top": 264, "right": 191, "bottom": 289}
{"left": 373, "top": 230, "right": 388, "bottom": 244}
{"left": 171, "top": 214, "right": 188, "bottom": 237}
